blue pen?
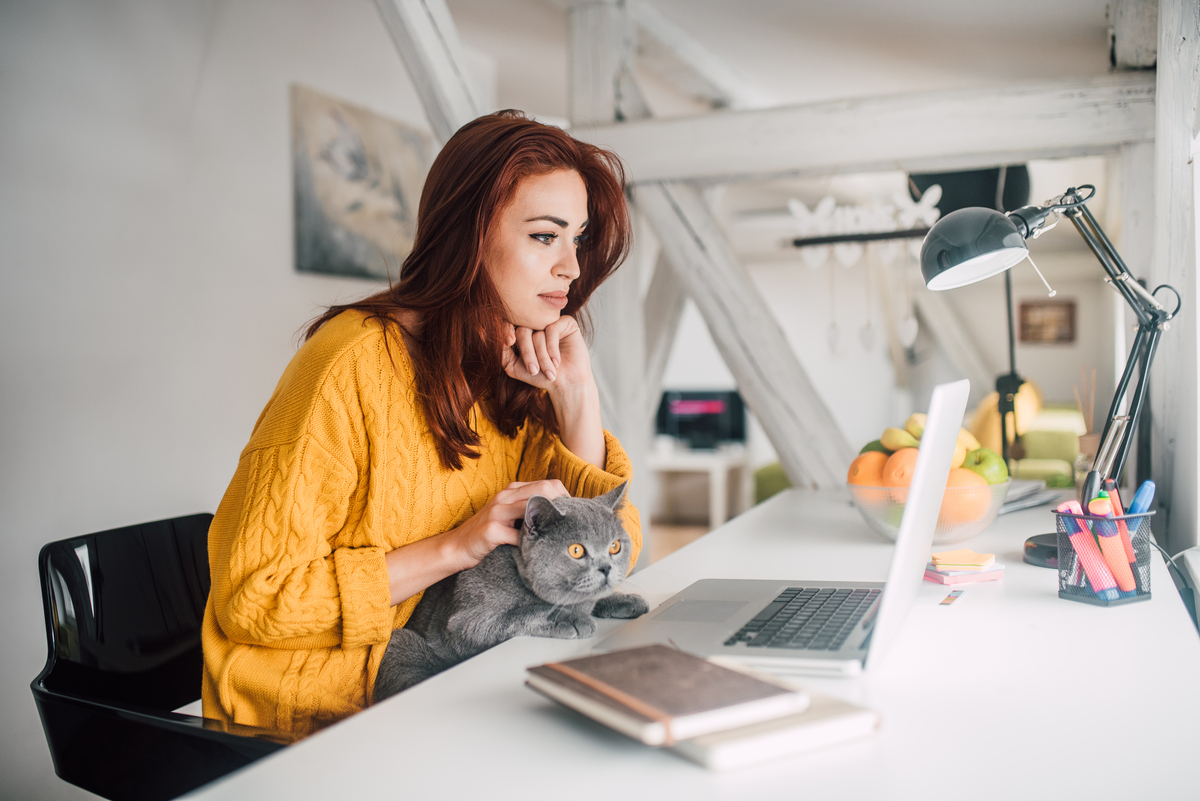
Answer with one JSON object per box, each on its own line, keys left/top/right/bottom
{"left": 1128, "top": 481, "right": 1156, "bottom": 514}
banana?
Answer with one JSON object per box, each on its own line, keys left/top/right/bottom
{"left": 904, "top": 413, "right": 927, "bottom": 440}
{"left": 881, "top": 427, "right": 920, "bottom": 451}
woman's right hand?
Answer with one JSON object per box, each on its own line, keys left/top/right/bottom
{"left": 445, "top": 480, "right": 569, "bottom": 570}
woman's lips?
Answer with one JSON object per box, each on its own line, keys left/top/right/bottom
{"left": 539, "top": 293, "right": 568, "bottom": 310}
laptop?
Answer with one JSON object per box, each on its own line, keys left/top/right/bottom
{"left": 596, "top": 379, "right": 970, "bottom": 677}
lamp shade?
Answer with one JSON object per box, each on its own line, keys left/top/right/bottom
{"left": 920, "top": 207, "right": 1028, "bottom": 290}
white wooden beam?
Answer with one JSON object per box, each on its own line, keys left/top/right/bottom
{"left": 633, "top": 3, "right": 762, "bottom": 110}
{"left": 374, "top": 0, "right": 480, "bottom": 142}
{"left": 643, "top": 251, "right": 687, "bottom": 418}
{"left": 1111, "top": 0, "right": 1158, "bottom": 70}
{"left": 568, "top": 0, "right": 648, "bottom": 124}
{"left": 574, "top": 73, "right": 1157, "bottom": 184}
{"left": 1149, "top": 0, "right": 1200, "bottom": 554}
{"left": 639, "top": 181, "right": 855, "bottom": 489}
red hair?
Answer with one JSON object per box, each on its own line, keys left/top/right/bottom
{"left": 305, "top": 110, "right": 631, "bottom": 470}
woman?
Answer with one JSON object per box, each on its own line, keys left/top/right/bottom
{"left": 201, "top": 110, "right": 641, "bottom": 736}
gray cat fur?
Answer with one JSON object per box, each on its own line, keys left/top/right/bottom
{"left": 374, "top": 481, "right": 648, "bottom": 699}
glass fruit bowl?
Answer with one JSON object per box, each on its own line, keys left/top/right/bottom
{"left": 848, "top": 479, "right": 1011, "bottom": 544}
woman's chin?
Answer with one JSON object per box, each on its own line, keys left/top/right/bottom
{"left": 513, "top": 311, "right": 560, "bottom": 331}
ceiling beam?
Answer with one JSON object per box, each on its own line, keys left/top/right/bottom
{"left": 375, "top": 0, "right": 480, "bottom": 142}
{"left": 1110, "top": 0, "right": 1158, "bottom": 70}
{"left": 574, "top": 73, "right": 1157, "bottom": 184}
{"left": 633, "top": 3, "right": 762, "bottom": 110}
{"left": 639, "top": 181, "right": 855, "bottom": 489}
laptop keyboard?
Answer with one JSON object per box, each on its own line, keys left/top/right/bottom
{"left": 723, "top": 587, "right": 881, "bottom": 651}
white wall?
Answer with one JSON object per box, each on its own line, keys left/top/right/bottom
{"left": 0, "top": 1, "right": 456, "bottom": 796}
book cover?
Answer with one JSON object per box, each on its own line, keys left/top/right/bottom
{"left": 670, "top": 690, "right": 880, "bottom": 771}
{"left": 525, "top": 644, "right": 810, "bottom": 745}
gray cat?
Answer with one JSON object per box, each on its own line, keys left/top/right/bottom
{"left": 374, "top": 481, "right": 648, "bottom": 699}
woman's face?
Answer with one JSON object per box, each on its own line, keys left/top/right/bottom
{"left": 486, "top": 169, "right": 588, "bottom": 331}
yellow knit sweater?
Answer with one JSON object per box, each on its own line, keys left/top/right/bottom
{"left": 201, "top": 310, "right": 641, "bottom": 735}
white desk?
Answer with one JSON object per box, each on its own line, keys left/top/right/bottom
{"left": 187, "top": 490, "right": 1200, "bottom": 799}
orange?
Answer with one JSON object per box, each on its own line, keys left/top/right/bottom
{"left": 881, "top": 448, "right": 920, "bottom": 503}
{"left": 881, "top": 448, "right": 920, "bottom": 487}
{"left": 847, "top": 451, "right": 888, "bottom": 486}
{"left": 939, "top": 468, "right": 991, "bottom": 524}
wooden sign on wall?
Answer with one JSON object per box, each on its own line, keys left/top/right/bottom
{"left": 1019, "top": 299, "right": 1076, "bottom": 344}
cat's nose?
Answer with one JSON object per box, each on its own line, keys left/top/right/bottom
{"left": 598, "top": 564, "right": 611, "bottom": 577}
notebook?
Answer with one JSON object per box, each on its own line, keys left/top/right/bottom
{"left": 595, "top": 379, "right": 970, "bottom": 677}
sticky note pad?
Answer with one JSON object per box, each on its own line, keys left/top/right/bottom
{"left": 931, "top": 549, "right": 995, "bottom": 571}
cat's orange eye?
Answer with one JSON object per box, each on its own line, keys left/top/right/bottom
{"left": 568, "top": 543, "right": 585, "bottom": 559}
{"left": 608, "top": 540, "right": 621, "bottom": 555}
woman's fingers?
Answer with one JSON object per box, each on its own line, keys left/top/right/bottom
{"left": 515, "top": 327, "right": 539, "bottom": 376}
{"left": 531, "top": 331, "right": 556, "bottom": 381}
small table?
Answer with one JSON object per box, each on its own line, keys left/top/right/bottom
{"left": 647, "top": 440, "right": 751, "bottom": 527}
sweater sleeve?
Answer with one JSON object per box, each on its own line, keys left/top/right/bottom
{"left": 208, "top": 435, "right": 394, "bottom": 651}
{"left": 518, "top": 427, "right": 643, "bottom": 571}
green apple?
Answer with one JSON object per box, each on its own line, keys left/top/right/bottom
{"left": 860, "top": 439, "right": 892, "bottom": 455}
{"left": 962, "top": 447, "right": 1008, "bottom": 485}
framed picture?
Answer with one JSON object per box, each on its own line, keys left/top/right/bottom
{"left": 1019, "top": 299, "right": 1076, "bottom": 344}
{"left": 291, "top": 84, "right": 432, "bottom": 280}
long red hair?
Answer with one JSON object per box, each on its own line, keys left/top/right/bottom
{"left": 305, "top": 110, "right": 631, "bottom": 470}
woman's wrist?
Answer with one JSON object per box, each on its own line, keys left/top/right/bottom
{"left": 384, "top": 529, "right": 471, "bottom": 606}
{"left": 548, "top": 376, "right": 606, "bottom": 469}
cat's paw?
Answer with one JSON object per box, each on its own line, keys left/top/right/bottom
{"left": 591, "top": 592, "right": 650, "bottom": 619}
{"left": 550, "top": 612, "right": 597, "bottom": 639}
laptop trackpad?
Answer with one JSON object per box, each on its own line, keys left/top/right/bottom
{"left": 653, "top": 600, "right": 747, "bottom": 623}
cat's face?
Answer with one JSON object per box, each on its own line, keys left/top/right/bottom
{"left": 518, "top": 482, "right": 633, "bottom": 605}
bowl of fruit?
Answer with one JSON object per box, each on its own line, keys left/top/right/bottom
{"left": 847, "top": 413, "right": 1011, "bottom": 545}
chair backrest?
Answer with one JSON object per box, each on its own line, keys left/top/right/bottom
{"left": 37, "top": 513, "right": 212, "bottom": 712}
{"left": 32, "top": 513, "right": 293, "bottom": 801}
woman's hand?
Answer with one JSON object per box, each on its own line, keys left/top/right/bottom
{"left": 444, "top": 479, "right": 569, "bottom": 571}
{"left": 384, "top": 480, "right": 569, "bottom": 605}
{"left": 501, "top": 315, "right": 592, "bottom": 391}
{"left": 501, "top": 316, "right": 607, "bottom": 469}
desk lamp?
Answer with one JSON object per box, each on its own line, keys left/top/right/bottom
{"left": 919, "top": 185, "right": 1180, "bottom": 499}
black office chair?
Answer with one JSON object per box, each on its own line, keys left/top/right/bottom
{"left": 32, "top": 513, "right": 297, "bottom": 801}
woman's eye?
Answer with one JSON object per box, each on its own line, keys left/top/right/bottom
{"left": 531, "top": 233, "right": 556, "bottom": 244}
{"left": 573, "top": 234, "right": 587, "bottom": 247}
{"left": 608, "top": 540, "right": 621, "bottom": 555}
{"left": 568, "top": 543, "right": 585, "bottom": 559}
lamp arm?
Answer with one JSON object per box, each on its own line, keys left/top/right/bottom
{"left": 1097, "top": 324, "right": 1162, "bottom": 483}
{"left": 1053, "top": 192, "right": 1177, "bottom": 487}
{"left": 1066, "top": 209, "right": 1157, "bottom": 326}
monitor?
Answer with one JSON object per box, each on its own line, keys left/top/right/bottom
{"left": 655, "top": 390, "right": 746, "bottom": 449}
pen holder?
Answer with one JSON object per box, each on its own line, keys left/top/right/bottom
{"left": 1055, "top": 511, "right": 1154, "bottom": 606}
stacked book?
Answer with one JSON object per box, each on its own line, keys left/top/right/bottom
{"left": 525, "top": 644, "right": 879, "bottom": 770}
{"left": 925, "top": 548, "right": 1004, "bottom": 585}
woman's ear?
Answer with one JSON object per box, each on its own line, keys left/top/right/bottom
{"left": 595, "top": 481, "right": 628, "bottom": 513}
{"left": 524, "top": 495, "right": 565, "bottom": 533}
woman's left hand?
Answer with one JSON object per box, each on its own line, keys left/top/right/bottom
{"left": 501, "top": 315, "right": 593, "bottom": 394}
{"left": 502, "top": 315, "right": 606, "bottom": 468}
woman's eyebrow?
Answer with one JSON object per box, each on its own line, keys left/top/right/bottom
{"left": 525, "top": 215, "right": 569, "bottom": 227}
{"left": 524, "top": 215, "right": 589, "bottom": 230}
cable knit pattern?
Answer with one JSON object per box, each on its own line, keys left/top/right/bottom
{"left": 201, "top": 310, "right": 641, "bottom": 736}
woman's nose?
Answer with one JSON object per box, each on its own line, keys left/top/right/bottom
{"left": 557, "top": 243, "right": 581, "bottom": 281}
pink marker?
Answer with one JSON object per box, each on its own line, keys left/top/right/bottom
{"left": 1088, "top": 497, "right": 1138, "bottom": 597}
{"left": 1058, "top": 501, "right": 1119, "bottom": 601}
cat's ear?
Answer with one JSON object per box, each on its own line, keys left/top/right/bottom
{"left": 524, "top": 494, "right": 565, "bottom": 533}
{"left": 595, "top": 481, "right": 628, "bottom": 513}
